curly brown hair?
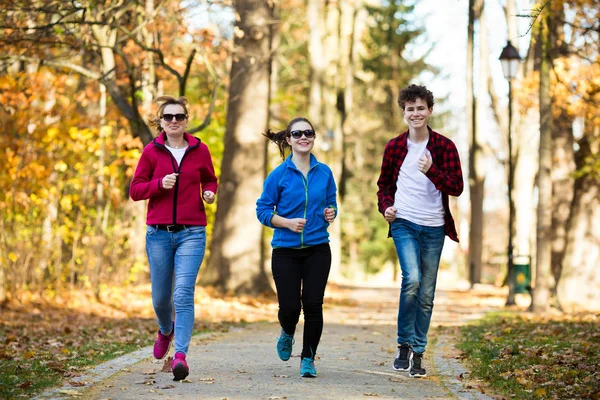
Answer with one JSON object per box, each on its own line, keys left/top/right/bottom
{"left": 397, "top": 84, "right": 434, "bottom": 110}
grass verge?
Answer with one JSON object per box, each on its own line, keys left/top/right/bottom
{"left": 457, "top": 312, "right": 599, "bottom": 399}
{"left": 0, "top": 285, "right": 276, "bottom": 399}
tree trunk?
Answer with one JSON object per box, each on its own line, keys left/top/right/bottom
{"left": 323, "top": 1, "right": 344, "bottom": 281}
{"left": 550, "top": 111, "right": 574, "bottom": 290}
{"left": 513, "top": 20, "right": 540, "bottom": 269}
{"left": 201, "top": 0, "right": 274, "bottom": 294}
{"left": 530, "top": 11, "right": 553, "bottom": 312}
{"left": 557, "top": 132, "right": 600, "bottom": 311}
{"left": 467, "top": 0, "right": 484, "bottom": 286}
{"left": 307, "top": 0, "right": 325, "bottom": 128}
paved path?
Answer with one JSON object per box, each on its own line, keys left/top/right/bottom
{"left": 37, "top": 282, "right": 506, "bottom": 399}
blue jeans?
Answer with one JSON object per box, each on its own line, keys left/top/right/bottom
{"left": 391, "top": 218, "right": 445, "bottom": 354}
{"left": 146, "top": 225, "right": 206, "bottom": 355}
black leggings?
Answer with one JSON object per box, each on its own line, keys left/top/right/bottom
{"left": 271, "top": 243, "right": 331, "bottom": 359}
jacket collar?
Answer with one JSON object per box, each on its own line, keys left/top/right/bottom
{"left": 154, "top": 131, "right": 201, "bottom": 148}
{"left": 284, "top": 153, "right": 319, "bottom": 170}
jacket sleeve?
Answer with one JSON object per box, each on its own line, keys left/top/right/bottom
{"left": 376, "top": 141, "right": 396, "bottom": 214}
{"left": 425, "top": 139, "right": 464, "bottom": 197}
{"left": 327, "top": 169, "right": 338, "bottom": 217}
{"left": 129, "top": 150, "right": 163, "bottom": 201}
{"left": 200, "top": 145, "right": 218, "bottom": 194}
{"left": 256, "top": 170, "right": 280, "bottom": 228}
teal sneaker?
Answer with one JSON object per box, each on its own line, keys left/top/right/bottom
{"left": 300, "top": 357, "right": 317, "bottom": 378}
{"left": 276, "top": 329, "right": 294, "bottom": 361}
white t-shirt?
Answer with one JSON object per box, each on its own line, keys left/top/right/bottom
{"left": 165, "top": 145, "right": 188, "bottom": 166}
{"left": 394, "top": 137, "right": 445, "bottom": 227}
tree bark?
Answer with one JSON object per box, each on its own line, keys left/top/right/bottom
{"left": 530, "top": 10, "right": 553, "bottom": 312}
{"left": 550, "top": 111, "right": 574, "bottom": 290}
{"left": 201, "top": 0, "right": 274, "bottom": 294}
{"left": 557, "top": 132, "right": 600, "bottom": 311}
{"left": 467, "top": 0, "right": 484, "bottom": 286}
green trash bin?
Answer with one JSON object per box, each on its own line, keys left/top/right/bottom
{"left": 513, "top": 256, "right": 531, "bottom": 294}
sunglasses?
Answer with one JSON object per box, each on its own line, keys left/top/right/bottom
{"left": 161, "top": 113, "right": 187, "bottom": 122}
{"left": 289, "top": 129, "right": 316, "bottom": 139}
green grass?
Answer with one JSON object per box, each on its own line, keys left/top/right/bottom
{"left": 457, "top": 312, "right": 600, "bottom": 399}
{"left": 0, "top": 320, "right": 210, "bottom": 399}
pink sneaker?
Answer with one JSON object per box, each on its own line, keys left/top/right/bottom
{"left": 153, "top": 323, "right": 174, "bottom": 359}
{"left": 172, "top": 352, "right": 189, "bottom": 381}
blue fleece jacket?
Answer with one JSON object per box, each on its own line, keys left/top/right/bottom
{"left": 256, "top": 153, "right": 338, "bottom": 249}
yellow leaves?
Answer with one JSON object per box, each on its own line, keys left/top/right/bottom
{"left": 55, "top": 161, "right": 68, "bottom": 172}
{"left": 47, "top": 127, "right": 60, "bottom": 141}
{"left": 60, "top": 195, "right": 73, "bottom": 212}
{"left": 8, "top": 252, "right": 18, "bottom": 262}
{"left": 534, "top": 387, "right": 547, "bottom": 397}
{"left": 23, "top": 350, "right": 36, "bottom": 359}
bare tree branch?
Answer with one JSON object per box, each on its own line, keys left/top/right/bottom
{"left": 181, "top": 48, "right": 198, "bottom": 96}
{"left": 188, "top": 81, "right": 220, "bottom": 134}
{"left": 519, "top": 0, "right": 551, "bottom": 37}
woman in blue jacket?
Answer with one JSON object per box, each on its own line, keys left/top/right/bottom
{"left": 256, "top": 117, "right": 337, "bottom": 378}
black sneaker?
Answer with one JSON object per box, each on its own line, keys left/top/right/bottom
{"left": 393, "top": 343, "right": 413, "bottom": 371}
{"left": 409, "top": 352, "right": 427, "bottom": 377}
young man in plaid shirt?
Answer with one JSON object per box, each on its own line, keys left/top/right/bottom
{"left": 376, "top": 84, "right": 464, "bottom": 377}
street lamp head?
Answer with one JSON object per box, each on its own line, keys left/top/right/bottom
{"left": 499, "top": 40, "right": 521, "bottom": 79}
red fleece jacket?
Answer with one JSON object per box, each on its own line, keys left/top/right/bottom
{"left": 130, "top": 132, "right": 218, "bottom": 226}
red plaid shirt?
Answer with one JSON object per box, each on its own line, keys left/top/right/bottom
{"left": 376, "top": 127, "right": 464, "bottom": 242}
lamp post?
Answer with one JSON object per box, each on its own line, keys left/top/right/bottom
{"left": 499, "top": 40, "right": 521, "bottom": 305}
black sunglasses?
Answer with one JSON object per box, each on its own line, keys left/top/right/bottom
{"left": 161, "top": 113, "right": 187, "bottom": 122}
{"left": 289, "top": 129, "right": 316, "bottom": 139}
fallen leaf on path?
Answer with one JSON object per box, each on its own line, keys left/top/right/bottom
{"left": 363, "top": 393, "right": 380, "bottom": 397}
{"left": 158, "top": 384, "right": 176, "bottom": 389}
{"left": 142, "top": 369, "right": 157, "bottom": 375}
{"left": 135, "top": 379, "right": 156, "bottom": 385}
{"left": 237, "top": 369, "right": 247, "bottom": 373}
{"left": 273, "top": 374, "right": 289, "bottom": 378}
{"left": 68, "top": 381, "right": 86, "bottom": 387}
{"left": 161, "top": 356, "right": 173, "bottom": 372}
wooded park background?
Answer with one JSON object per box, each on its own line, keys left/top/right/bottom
{"left": 1, "top": 0, "right": 599, "bottom": 312}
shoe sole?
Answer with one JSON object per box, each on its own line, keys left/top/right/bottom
{"left": 277, "top": 350, "right": 291, "bottom": 361}
{"left": 301, "top": 372, "right": 317, "bottom": 378}
{"left": 409, "top": 371, "right": 427, "bottom": 378}
{"left": 173, "top": 364, "right": 189, "bottom": 381}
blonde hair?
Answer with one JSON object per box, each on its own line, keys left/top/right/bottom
{"left": 148, "top": 96, "right": 189, "bottom": 132}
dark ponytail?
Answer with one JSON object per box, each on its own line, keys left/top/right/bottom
{"left": 263, "top": 129, "right": 290, "bottom": 160}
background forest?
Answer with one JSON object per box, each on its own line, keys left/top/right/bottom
{"left": 1, "top": 0, "right": 599, "bottom": 312}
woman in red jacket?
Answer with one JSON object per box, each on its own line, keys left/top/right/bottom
{"left": 130, "top": 96, "right": 218, "bottom": 381}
